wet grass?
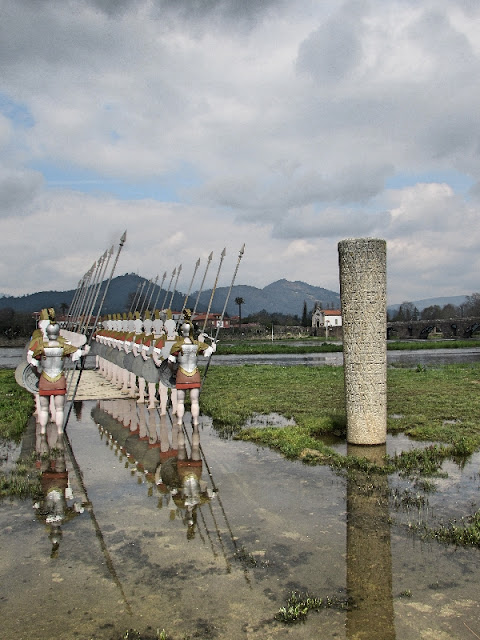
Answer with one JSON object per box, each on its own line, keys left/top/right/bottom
{"left": 0, "top": 460, "right": 41, "bottom": 500}
{"left": 413, "top": 510, "right": 480, "bottom": 548}
{"left": 387, "top": 339, "right": 480, "bottom": 350}
{"left": 217, "top": 340, "right": 343, "bottom": 355}
{"left": 0, "top": 370, "right": 35, "bottom": 442}
{"left": 201, "top": 363, "right": 480, "bottom": 472}
{"left": 275, "top": 590, "right": 350, "bottom": 624}
{"left": 0, "top": 370, "right": 39, "bottom": 499}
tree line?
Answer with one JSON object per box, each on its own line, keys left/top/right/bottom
{"left": 389, "top": 293, "right": 480, "bottom": 322}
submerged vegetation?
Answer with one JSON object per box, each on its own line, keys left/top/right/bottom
{"left": 275, "top": 591, "right": 350, "bottom": 624}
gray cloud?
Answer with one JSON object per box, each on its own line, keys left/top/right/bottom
{"left": 1, "top": 0, "right": 480, "bottom": 301}
{"left": 0, "top": 170, "right": 43, "bottom": 218}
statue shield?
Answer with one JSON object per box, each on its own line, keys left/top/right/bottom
{"left": 158, "top": 359, "right": 177, "bottom": 389}
{"left": 15, "top": 360, "right": 40, "bottom": 394}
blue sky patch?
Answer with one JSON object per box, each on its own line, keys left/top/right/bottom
{"left": 386, "top": 170, "right": 474, "bottom": 195}
{"left": 0, "top": 92, "right": 35, "bottom": 128}
{"left": 28, "top": 160, "right": 202, "bottom": 202}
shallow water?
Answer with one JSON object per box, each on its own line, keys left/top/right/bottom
{"left": 1, "top": 400, "right": 479, "bottom": 639}
{"left": 2, "top": 345, "right": 480, "bottom": 370}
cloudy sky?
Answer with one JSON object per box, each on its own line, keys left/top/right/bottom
{"left": 1, "top": 0, "right": 480, "bottom": 304}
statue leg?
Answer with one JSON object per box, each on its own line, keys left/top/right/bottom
{"left": 122, "top": 368, "right": 130, "bottom": 393}
{"left": 54, "top": 395, "right": 65, "bottom": 436}
{"left": 129, "top": 372, "right": 137, "bottom": 397}
{"left": 137, "top": 378, "right": 146, "bottom": 404}
{"left": 147, "top": 382, "right": 158, "bottom": 409}
{"left": 34, "top": 393, "right": 40, "bottom": 420}
{"left": 49, "top": 395, "right": 56, "bottom": 423}
{"left": 176, "top": 389, "right": 185, "bottom": 426}
{"left": 170, "top": 388, "right": 178, "bottom": 415}
{"left": 190, "top": 388, "right": 200, "bottom": 427}
{"left": 38, "top": 395, "right": 50, "bottom": 436}
{"left": 158, "top": 382, "right": 168, "bottom": 415}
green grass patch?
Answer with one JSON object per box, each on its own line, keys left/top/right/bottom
{"left": 200, "top": 363, "right": 480, "bottom": 474}
{"left": 0, "top": 370, "right": 39, "bottom": 500}
{"left": 424, "top": 511, "right": 480, "bottom": 547}
{"left": 0, "top": 369, "right": 35, "bottom": 442}
{"left": 275, "top": 590, "right": 350, "bottom": 624}
{"left": 0, "top": 460, "right": 41, "bottom": 500}
{"left": 215, "top": 338, "right": 480, "bottom": 355}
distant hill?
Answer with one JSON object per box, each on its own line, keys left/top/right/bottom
{"left": 195, "top": 279, "right": 340, "bottom": 318}
{"left": 0, "top": 275, "right": 340, "bottom": 318}
{"left": 1, "top": 274, "right": 469, "bottom": 319}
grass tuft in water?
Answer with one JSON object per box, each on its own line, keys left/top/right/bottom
{"left": 426, "top": 511, "right": 480, "bottom": 547}
{"left": 0, "top": 461, "right": 41, "bottom": 500}
{"left": 275, "top": 590, "right": 350, "bottom": 624}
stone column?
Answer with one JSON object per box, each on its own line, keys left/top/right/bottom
{"left": 338, "top": 238, "right": 387, "bottom": 445}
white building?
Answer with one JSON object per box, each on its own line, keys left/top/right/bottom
{"left": 311, "top": 307, "right": 342, "bottom": 329}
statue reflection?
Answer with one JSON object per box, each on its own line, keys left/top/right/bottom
{"left": 92, "top": 400, "right": 211, "bottom": 539}
{"left": 346, "top": 444, "right": 395, "bottom": 640}
{"left": 33, "top": 422, "right": 83, "bottom": 558}
{"left": 155, "top": 421, "right": 209, "bottom": 540}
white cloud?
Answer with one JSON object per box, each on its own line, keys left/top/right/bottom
{"left": 1, "top": 0, "right": 480, "bottom": 303}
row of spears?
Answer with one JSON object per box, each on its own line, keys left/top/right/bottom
{"left": 61, "top": 237, "right": 245, "bottom": 433}
{"left": 17, "top": 232, "right": 248, "bottom": 577}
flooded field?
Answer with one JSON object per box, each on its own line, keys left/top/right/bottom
{"left": 1, "top": 395, "right": 479, "bottom": 639}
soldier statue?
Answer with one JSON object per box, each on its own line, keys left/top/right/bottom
{"left": 168, "top": 309, "right": 215, "bottom": 428}
{"left": 30, "top": 311, "right": 89, "bottom": 438}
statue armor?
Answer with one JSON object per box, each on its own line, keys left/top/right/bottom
{"left": 177, "top": 343, "right": 199, "bottom": 375}
{"left": 41, "top": 347, "right": 65, "bottom": 382}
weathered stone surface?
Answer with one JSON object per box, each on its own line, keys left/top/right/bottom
{"left": 338, "top": 238, "right": 387, "bottom": 445}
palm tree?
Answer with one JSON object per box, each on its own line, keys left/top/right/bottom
{"left": 235, "top": 297, "right": 245, "bottom": 329}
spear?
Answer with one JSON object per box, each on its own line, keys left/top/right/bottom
{"left": 201, "top": 243, "right": 245, "bottom": 387}
{"left": 85, "top": 248, "right": 112, "bottom": 328}
{"left": 202, "top": 248, "right": 226, "bottom": 333}
{"left": 129, "top": 282, "right": 142, "bottom": 313}
{"left": 145, "top": 274, "right": 159, "bottom": 314}
{"left": 135, "top": 278, "right": 147, "bottom": 313}
{"left": 152, "top": 271, "right": 167, "bottom": 312}
{"left": 139, "top": 277, "right": 153, "bottom": 315}
{"left": 66, "top": 278, "right": 83, "bottom": 329}
{"left": 74, "top": 264, "right": 95, "bottom": 331}
{"left": 192, "top": 251, "right": 213, "bottom": 317}
{"left": 69, "top": 271, "right": 89, "bottom": 329}
{"left": 161, "top": 267, "right": 176, "bottom": 310}
{"left": 181, "top": 258, "right": 200, "bottom": 315}
{"left": 79, "top": 258, "right": 103, "bottom": 334}
{"left": 168, "top": 263, "right": 182, "bottom": 310}
{"left": 64, "top": 231, "right": 127, "bottom": 432}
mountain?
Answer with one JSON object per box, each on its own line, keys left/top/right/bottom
{"left": 2, "top": 274, "right": 469, "bottom": 319}
{"left": 0, "top": 275, "right": 340, "bottom": 318}
{"left": 196, "top": 279, "right": 341, "bottom": 318}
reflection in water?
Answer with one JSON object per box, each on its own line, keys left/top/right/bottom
{"left": 93, "top": 401, "right": 212, "bottom": 540}
{"left": 33, "top": 424, "right": 83, "bottom": 558}
{"left": 346, "top": 444, "right": 395, "bottom": 640}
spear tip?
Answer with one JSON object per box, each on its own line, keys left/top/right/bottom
{"left": 120, "top": 230, "right": 127, "bottom": 244}
{"left": 221, "top": 248, "right": 226, "bottom": 257}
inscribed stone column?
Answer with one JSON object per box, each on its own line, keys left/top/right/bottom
{"left": 338, "top": 238, "right": 387, "bottom": 445}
